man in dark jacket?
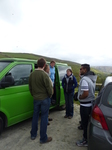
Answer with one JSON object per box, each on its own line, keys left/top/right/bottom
{"left": 29, "top": 58, "right": 53, "bottom": 144}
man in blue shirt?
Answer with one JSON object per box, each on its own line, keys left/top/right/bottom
{"left": 49, "top": 60, "right": 55, "bottom": 105}
{"left": 49, "top": 60, "right": 55, "bottom": 86}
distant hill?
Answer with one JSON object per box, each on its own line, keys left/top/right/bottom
{"left": 93, "top": 66, "right": 112, "bottom": 74}
{"left": 0, "top": 52, "right": 109, "bottom": 83}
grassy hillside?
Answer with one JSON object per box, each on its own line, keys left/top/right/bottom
{"left": 93, "top": 66, "right": 112, "bottom": 74}
{"left": 0, "top": 52, "right": 109, "bottom": 84}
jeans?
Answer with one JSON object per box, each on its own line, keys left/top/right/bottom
{"left": 64, "top": 92, "right": 74, "bottom": 117}
{"left": 30, "top": 98, "right": 51, "bottom": 142}
{"left": 80, "top": 105, "right": 92, "bottom": 140}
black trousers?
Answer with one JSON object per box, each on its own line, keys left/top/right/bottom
{"left": 80, "top": 105, "right": 92, "bottom": 140}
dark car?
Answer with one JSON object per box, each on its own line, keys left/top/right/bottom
{"left": 88, "top": 77, "right": 112, "bottom": 150}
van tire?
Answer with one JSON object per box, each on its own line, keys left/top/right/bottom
{"left": 0, "top": 117, "right": 3, "bottom": 135}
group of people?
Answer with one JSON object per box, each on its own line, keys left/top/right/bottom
{"left": 29, "top": 58, "right": 97, "bottom": 146}
{"left": 62, "top": 64, "right": 97, "bottom": 147}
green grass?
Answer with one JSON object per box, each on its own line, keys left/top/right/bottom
{"left": 74, "top": 100, "right": 80, "bottom": 105}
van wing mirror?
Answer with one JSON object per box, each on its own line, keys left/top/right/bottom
{"left": 1, "top": 75, "right": 14, "bottom": 88}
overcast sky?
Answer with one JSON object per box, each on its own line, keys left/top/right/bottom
{"left": 0, "top": 0, "right": 112, "bottom": 66}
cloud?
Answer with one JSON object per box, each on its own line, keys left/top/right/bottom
{"left": 0, "top": 0, "right": 22, "bottom": 25}
{"left": 0, "top": 0, "right": 112, "bottom": 66}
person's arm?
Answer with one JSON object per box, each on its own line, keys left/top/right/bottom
{"left": 62, "top": 76, "right": 65, "bottom": 89}
{"left": 73, "top": 76, "right": 77, "bottom": 89}
{"left": 53, "top": 67, "right": 55, "bottom": 78}
{"left": 79, "top": 91, "right": 89, "bottom": 99}
{"left": 79, "top": 79, "right": 89, "bottom": 100}
{"left": 44, "top": 75, "right": 53, "bottom": 98}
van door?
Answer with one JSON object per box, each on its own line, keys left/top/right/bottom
{"left": 0, "top": 62, "right": 34, "bottom": 126}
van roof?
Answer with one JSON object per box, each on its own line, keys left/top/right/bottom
{"left": 0, "top": 58, "right": 37, "bottom": 63}
{"left": 0, "top": 58, "right": 68, "bottom": 66}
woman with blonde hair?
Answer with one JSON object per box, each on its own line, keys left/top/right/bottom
{"left": 44, "top": 64, "right": 53, "bottom": 125}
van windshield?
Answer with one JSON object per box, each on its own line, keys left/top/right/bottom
{"left": 0, "top": 62, "right": 11, "bottom": 72}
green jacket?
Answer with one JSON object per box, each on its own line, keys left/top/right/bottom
{"left": 29, "top": 69, "right": 53, "bottom": 100}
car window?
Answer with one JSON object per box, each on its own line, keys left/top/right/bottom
{"left": 107, "top": 90, "right": 112, "bottom": 106}
{"left": 0, "top": 62, "right": 11, "bottom": 72}
{"left": 103, "top": 76, "right": 112, "bottom": 87}
{"left": 8, "top": 64, "right": 32, "bottom": 86}
{"left": 57, "top": 65, "right": 71, "bottom": 80}
{"left": 102, "top": 83, "right": 112, "bottom": 108}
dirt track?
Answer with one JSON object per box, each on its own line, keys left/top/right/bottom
{"left": 0, "top": 104, "right": 87, "bottom": 150}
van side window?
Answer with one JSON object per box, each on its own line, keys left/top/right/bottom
{"left": 35, "top": 64, "right": 38, "bottom": 69}
{"left": 57, "top": 66, "right": 71, "bottom": 80}
{"left": 0, "top": 62, "right": 11, "bottom": 72}
{"left": 8, "top": 64, "right": 32, "bottom": 86}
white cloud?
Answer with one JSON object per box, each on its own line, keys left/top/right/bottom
{"left": 0, "top": 0, "right": 112, "bottom": 66}
{"left": 0, "top": 0, "right": 22, "bottom": 24}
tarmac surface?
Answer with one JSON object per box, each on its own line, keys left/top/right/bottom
{"left": 0, "top": 104, "right": 87, "bottom": 150}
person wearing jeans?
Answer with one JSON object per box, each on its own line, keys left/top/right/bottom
{"left": 29, "top": 58, "right": 53, "bottom": 143}
{"left": 31, "top": 98, "right": 51, "bottom": 142}
{"left": 44, "top": 64, "right": 53, "bottom": 125}
{"left": 62, "top": 68, "right": 77, "bottom": 119}
{"left": 64, "top": 92, "right": 74, "bottom": 117}
{"left": 80, "top": 105, "right": 92, "bottom": 139}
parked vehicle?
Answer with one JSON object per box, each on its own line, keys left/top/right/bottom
{"left": 88, "top": 76, "right": 112, "bottom": 150}
{"left": 0, "top": 58, "right": 70, "bottom": 134}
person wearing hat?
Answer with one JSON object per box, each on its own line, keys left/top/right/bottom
{"left": 44, "top": 64, "right": 53, "bottom": 125}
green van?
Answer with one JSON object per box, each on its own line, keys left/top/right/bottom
{"left": 0, "top": 58, "right": 70, "bottom": 134}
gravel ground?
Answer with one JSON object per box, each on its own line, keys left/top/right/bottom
{"left": 0, "top": 104, "right": 87, "bottom": 150}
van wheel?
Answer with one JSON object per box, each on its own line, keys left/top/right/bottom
{"left": 0, "top": 117, "right": 3, "bottom": 134}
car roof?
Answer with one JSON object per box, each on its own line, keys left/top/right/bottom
{"left": 104, "top": 76, "right": 112, "bottom": 87}
{"left": 0, "top": 58, "right": 68, "bottom": 66}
